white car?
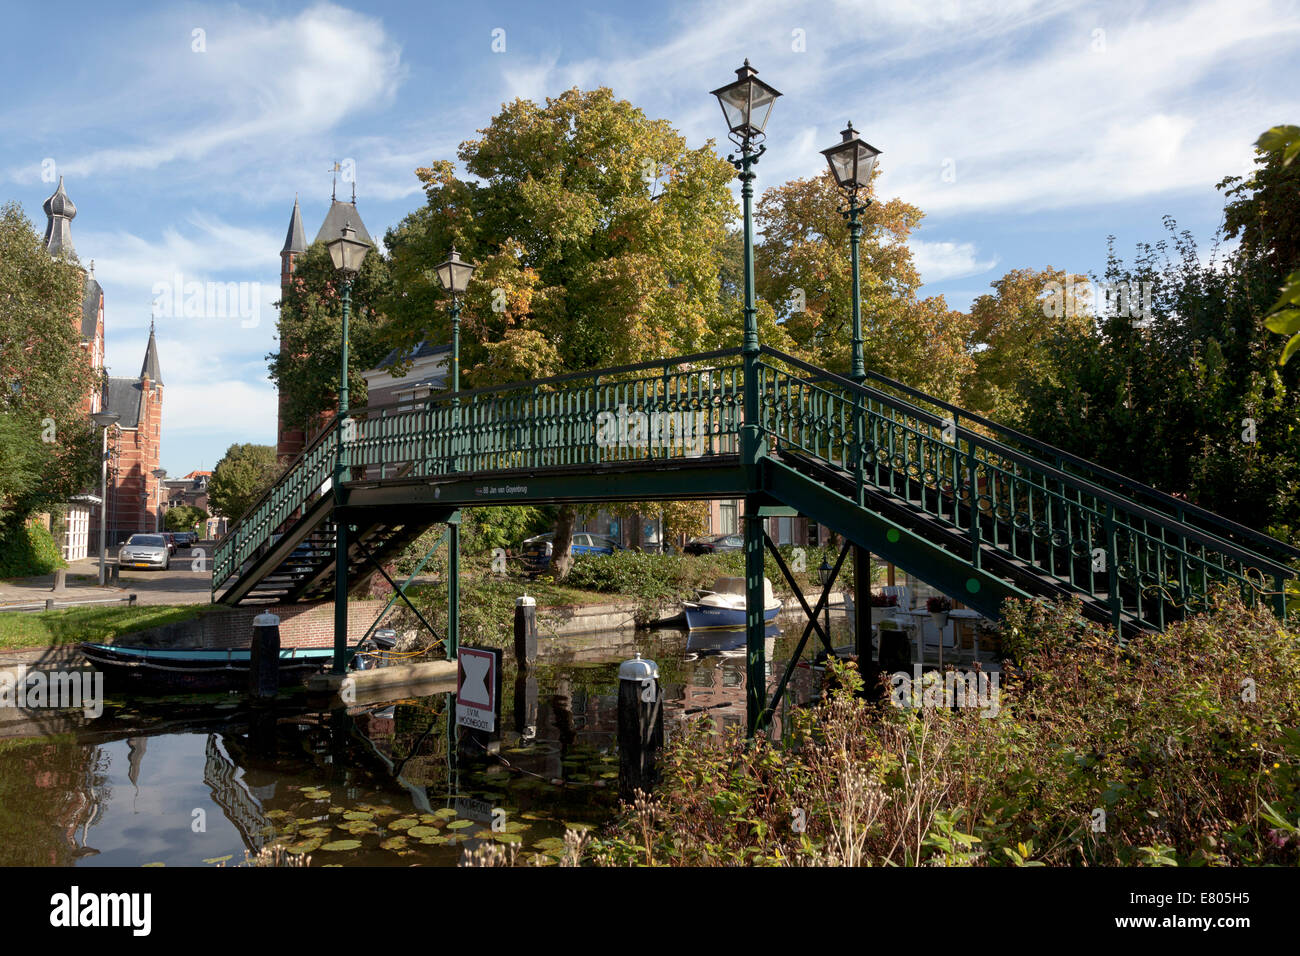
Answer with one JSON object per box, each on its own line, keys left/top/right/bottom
{"left": 118, "top": 534, "right": 170, "bottom": 571}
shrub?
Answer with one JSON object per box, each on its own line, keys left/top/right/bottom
{"left": 591, "top": 596, "right": 1300, "bottom": 866}
{"left": 0, "top": 523, "right": 66, "bottom": 578}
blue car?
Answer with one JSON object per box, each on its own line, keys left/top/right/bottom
{"left": 518, "top": 532, "right": 621, "bottom": 572}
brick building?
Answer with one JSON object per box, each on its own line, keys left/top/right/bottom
{"left": 96, "top": 326, "right": 164, "bottom": 547}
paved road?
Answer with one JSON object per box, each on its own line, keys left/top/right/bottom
{"left": 0, "top": 540, "right": 216, "bottom": 608}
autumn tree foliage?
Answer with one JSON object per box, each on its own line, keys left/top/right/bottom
{"left": 754, "top": 168, "right": 972, "bottom": 403}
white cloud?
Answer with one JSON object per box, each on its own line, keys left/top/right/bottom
{"left": 909, "top": 238, "right": 999, "bottom": 281}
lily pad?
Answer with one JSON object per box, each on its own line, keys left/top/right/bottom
{"left": 342, "top": 811, "right": 374, "bottom": 821}
{"left": 431, "top": 808, "right": 458, "bottom": 820}
{"left": 202, "top": 855, "right": 233, "bottom": 865}
{"left": 379, "top": 836, "right": 409, "bottom": 851}
{"left": 446, "top": 819, "right": 474, "bottom": 830}
{"left": 299, "top": 826, "right": 333, "bottom": 838}
{"left": 389, "top": 817, "right": 420, "bottom": 831}
{"left": 407, "top": 826, "right": 440, "bottom": 838}
{"left": 420, "top": 834, "right": 448, "bottom": 845}
{"left": 493, "top": 832, "right": 523, "bottom": 844}
{"left": 319, "top": 839, "right": 362, "bottom": 852}
{"left": 300, "top": 788, "right": 331, "bottom": 800}
{"left": 338, "top": 820, "right": 377, "bottom": 835}
{"left": 287, "top": 838, "right": 322, "bottom": 855}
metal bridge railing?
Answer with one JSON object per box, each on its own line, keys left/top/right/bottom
{"left": 756, "top": 347, "right": 1296, "bottom": 630}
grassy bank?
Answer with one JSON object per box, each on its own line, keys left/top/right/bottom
{"left": 0, "top": 604, "right": 210, "bottom": 650}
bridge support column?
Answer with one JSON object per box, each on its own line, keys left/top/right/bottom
{"left": 447, "top": 511, "right": 460, "bottom": 660}
{"left": 854, "top": 546, "right": 871, "bottom": 663}
{"left": 332, "top": 515, "right": 348, "bottom": 674}
{"left": 744, "top": 497, "right": 767, "bottom": 736}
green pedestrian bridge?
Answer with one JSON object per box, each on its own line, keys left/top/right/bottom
{"left": 211, "top": 345, "right": 1298, "bottom": 730}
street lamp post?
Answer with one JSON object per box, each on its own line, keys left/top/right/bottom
{"left": 820, "top": 122, "right": 882, "bottom": 384}
{"left": 92, "top": 411, "right": 120, "bottom": 585}
{"left": 434, "top": 245, "right": 476, "bottom": 661}
{"left": 822, "top": 122, "right": 882, "bottom": 666}
{"left": 325, "top": 220, "right": 370, "bottom": 674}
{"left": 713, "top": 60, "right": 780, "bottom": 735}
{"left": 152, "top": 468, "right": 167, "bottom": 532}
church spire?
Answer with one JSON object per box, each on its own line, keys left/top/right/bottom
{"left": 42, "top": 177, "right": 77, "bottom": 257}
{"left": 140, "top": 322, "right": 163, "bottom": 386}
{"left": 282, "top": 194, "right": 306, "bottom": 256}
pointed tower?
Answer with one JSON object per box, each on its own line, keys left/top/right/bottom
{"left": 42, "top": 177, "right": 77, "bottom": 258}
{"left": 281, "top": 195, "right": 306, "bottom": 291}
{"left": 140, "top": 321, "right": 163, "bottom": 387}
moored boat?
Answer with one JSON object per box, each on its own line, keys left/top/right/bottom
{"left": 682, "top": 576, "right": 781, "bottom": 630}
{"left": 77, "top": 643, "right": 352, "bottom": 693}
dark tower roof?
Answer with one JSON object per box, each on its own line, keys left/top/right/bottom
{"left": 42, "top": 177, "right": 76, "bottom": 257}
{"left": 81, "top": 275, "right": 102, "bottom": 341}
{"left": 282, "top": 195, "right": 307, "bottom": 255}
{"left": 140, "top": 323, "right": 163, "bottom": 385}
{"left": 314, "top": 200, "right": 374, "bottom": 247}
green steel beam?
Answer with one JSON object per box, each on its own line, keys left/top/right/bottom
{"left": 762, "top": 457, "right": 1032, "bottom": 621}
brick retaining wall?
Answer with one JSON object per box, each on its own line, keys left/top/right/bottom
{"left": 118, "top": 600, "right": 388, "bottom": 649}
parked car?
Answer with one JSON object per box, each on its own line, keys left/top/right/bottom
{"left": 173, "top": 531, "right": 198, "bottom": 548}
{"left": 683, "top": 533, "right": 744, "bottom": 555}
{"left": 518, "top": 532, "right": 621, "bottom": 572}
{"left": 159, "top": 532, "right": 178, "bottom": 555}
{"left": 118, "top": 534, "right": 170, "bottom": 571}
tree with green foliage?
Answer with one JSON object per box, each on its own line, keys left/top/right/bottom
{"left": 0, "top": 202, "right": 98, "bottom": 537}
{"left": 267, "top": 241, "right": 391, "bottom": 437}
{"left": 1241, "top": 124, "right": 1300, "bottom": 366}
{"left": 165, "top": 504, "right": 208, "bottom": 533}
{"left": 962, "top": 266, "right": 1094, "bottom": 422}
{"left": 208, "top": 443, "right": 279, "bottom": 523}
{"left": 1014, "top": 216, "right": 1300, "bottom": 544}
{"left": 382, "top": 87, "right": 739, "bottom": 577}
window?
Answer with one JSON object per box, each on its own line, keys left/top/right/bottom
{"left": 807, "top": 520, "right": 821, "bottom": 546}
{"left": 719, "top": 500, "right": 738, "bottom": 535}
{"left": 774, "top": 517, "right": 794, "bottom": 545}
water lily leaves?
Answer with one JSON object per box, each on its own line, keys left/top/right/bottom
{"left": 338, "top": 820, "right": 377, "bottom": 835}
{"left": 445, "top": 819, "right": 474, "bottom": 830}
{"left": 493, "top": 832, "right": 523, "bottom": 844}
{"left": 563, "top": 822, "right": 593, "bottom": 832}
{"left": 407, "top": 826, "right": 440, "bottom": 839}
{"left": 287, "top": 838, "right": 322, "bottom": 855}
{"left": 532, "top": 837, "right": 566, "bottom": 852}
{"left": 389, "top": 817, "right": 420, "bottom": 831}
{"left": 599, "top": 771, "right": 618, "bottom": 780}
{"left": 368, "top": 805, "right": 401, "bottom": 817}
{"left": 319, "top": 839, "right": 362, "bottom": 852}
{"left": 202, "top": 855, "right": 233, "bottom": 865}
{"left": 431, "top": 808, "right": 458, "bottom": 820}
{"left": 300, "top": 788, "right": 330, "bottom": 800}
{"left": 500, "top": 820, "right": 530, "bottom": 833}
{"left": 328, "top": 806, "right": 346, "bottom": 815}
{"left": 142, "top": 862, "right": 165, "bottom": 867}
{"left": 380, "top": 836, "right": 409, "bottom": 851}
{"left": 420, "top": 834, "right": 448, "bottom": 845}
{"left": 342, "top": 811, "right": 374, "bottom": 821}
{"left": 266, "top": 809, "right": 291, "bottom": 820}
{"left": 419, "top": 813, "right": 440, "bottom": 824}
{"left": 299, "top": 826, "right": 333, "bottom": 839}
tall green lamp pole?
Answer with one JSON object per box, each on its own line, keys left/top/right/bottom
{"left": 822, "top": 122, "right": 882, "bottom": 664}
{"left": 712, "top": 60, "right": 780, "bottom": 735}
{"left": 325, "top": 221, "right": 369, "bottom": 674}
{"left": 434, "top": 245, "right": 476, "bottom": 660}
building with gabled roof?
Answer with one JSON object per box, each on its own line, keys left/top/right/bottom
{"left": 39, "top": 176, "right": 166, "bottom": 554}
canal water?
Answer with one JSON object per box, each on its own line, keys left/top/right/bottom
{"left": 0, "top": 617, "right": 838, "bottom": 867}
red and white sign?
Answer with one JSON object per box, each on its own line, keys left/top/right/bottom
{"left": 456, "top": 645, "right": 501, "bottom": 732}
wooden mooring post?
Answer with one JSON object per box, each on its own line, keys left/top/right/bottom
{"left": 618, "top": 654, "right": 663, "bottom": 802}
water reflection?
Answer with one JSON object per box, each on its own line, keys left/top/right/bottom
{"left": 0, "top": 614, "right": 840, "bottom": 866}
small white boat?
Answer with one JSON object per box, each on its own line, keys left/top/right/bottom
{"left": 682, "top": 576, "right": 781, "bottom": 630}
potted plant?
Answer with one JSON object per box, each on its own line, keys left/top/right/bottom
{"left": 926, "top": 595, "right": 952, "bottom": 629}
{"left": 869, "top": 591, "right": 898, "bottom": 627}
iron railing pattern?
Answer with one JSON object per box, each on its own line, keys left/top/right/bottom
{"left": 213, "top": 343, "right": 1296, "bottom": 631}
{"left": 756, "top": 347, "right": 1296, "bottom": 630}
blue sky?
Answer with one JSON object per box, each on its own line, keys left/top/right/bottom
{"left": 3, "top": 0, "right": 1297, "bottom": 475}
